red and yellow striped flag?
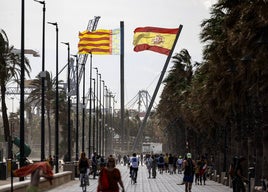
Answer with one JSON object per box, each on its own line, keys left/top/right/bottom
{"left": 133, "top": 27, "right": 179, "bottom": 55}
{"left": 78, "top": 29, "right": 120, "bottom": 55}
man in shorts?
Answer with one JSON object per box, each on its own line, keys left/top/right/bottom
{"left": 182, "top": 153, "right": 196, "bottom": 192}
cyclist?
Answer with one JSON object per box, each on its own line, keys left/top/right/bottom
{"left": 78, "top": 152, "right": 90, "bottom": 187}
{"left": 129, "top": 153, "right": 139, "bottom": 183}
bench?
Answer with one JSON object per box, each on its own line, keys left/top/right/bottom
{"left": 0, "top": 171, "right": 72, "bottom": 192}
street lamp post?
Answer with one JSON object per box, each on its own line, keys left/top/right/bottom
{"left": 111, "top": 95, "right": 116, "bottom": 154}
{"left": 82, "top": 62, "right": 86, "bottom": 152}
{"left": 98, "top": 74, "right": 102, "bottom": 154}
{"left": 93, "top": 68, "right": 99, "bottom": 154}
{"left": 92, "top": 78, "right": 96, "bottom": 153}
{"left": 101, "top": 81, "right": 105, "bottom": 155}
{"left": 61, "top": 42, "right": 71, "bottom": 162}
{"left": 34, "top": 0, "right": 46, "bottom": 162}
{"left": 71, "top": 55, "right": 79, "bottom": 161}
{"left": 19, "top": 0, "right": 25, "bottom": 182}
{"left": 104, "top": 86, "right": 108, "bottom": 155}
{"left": 88, "top": 53, "right": 92, "bottom": 157}
{"left": 48, "top": 21, "right": 59, "bottom": 172}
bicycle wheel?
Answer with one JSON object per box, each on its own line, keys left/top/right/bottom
{"left": 81, "top": 175, "right": 87, "bottom": 192}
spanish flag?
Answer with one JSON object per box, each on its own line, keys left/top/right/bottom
{"left": 133, "top": 27, "right": 180, "bottom": 55}
{"left": 78, "top": 29, "right": 120, "bottom": 55}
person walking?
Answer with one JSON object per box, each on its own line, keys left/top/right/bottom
{"left": 168, "top": 153, "right": 174, "bottom": 174}
{"left": 97, "top": 156, "right": 125, "bottom": 192}
{"left": 158, "top": 154, "right": 165, "bottom": 174}
{"left": 199, "top": 156, "right": 208, "bottom": 185}
{"left": 151, "top": 155, "right": 157, "bottom": 179}
{"left": 92, "top": 152, "right": 98, "bottom": 179}
{"left": 182, "top": 153, "right": 196, "bottom": 192}
{"left": 177, "top": 155, "right": 183, "bottom": 174}
{"left": 145, "top": 154, "right": 153, "bottom": 178}
{"left": 195, "top": 158, "right": 201, "bottom": 185}
{"left": 129, "top": 153, "right": 139, "bottom": 183}
{"left": 229, "top": 156, "right": 248, "bottom": 192}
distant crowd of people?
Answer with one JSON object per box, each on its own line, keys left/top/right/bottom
{"left": 11, "top": 151, "right": 263, "bottom": 192}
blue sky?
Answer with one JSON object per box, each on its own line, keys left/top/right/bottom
{"left": 0, "top": 0, "right": 216, "bottom": 112}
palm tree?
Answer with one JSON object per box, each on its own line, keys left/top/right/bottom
{"left": 0, "top": 29, "right": 31, "bottom": 158}
{"left": 156, "top": 49, "right": 194, "bottom": 153}
{"left": 26, "top": 71, "right": 55, "bottom": 156}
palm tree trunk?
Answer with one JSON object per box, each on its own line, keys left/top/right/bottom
{"left": 0, "top": 84, "right": 12, "bottom": 158}
{"left": 262, "top": 106, "right": 268, "bottom": 179}
{"left": 255, "top": 126, "right": 263, "bottom": 185}
{"left": 47, "top": 109, "right": 52, "bottom": 156}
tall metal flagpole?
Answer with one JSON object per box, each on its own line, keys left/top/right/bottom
{"left": 132, "top": 25, "right": 183, "bottom": 151}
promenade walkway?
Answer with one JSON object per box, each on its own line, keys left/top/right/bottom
{"left": 47, "top": 164, "right": 233, "bottom": 192}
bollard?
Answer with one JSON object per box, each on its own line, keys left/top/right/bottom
{"left": 248, "top": 167, "right": 255, "bottom": 192}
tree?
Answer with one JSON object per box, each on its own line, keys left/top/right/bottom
{"left": 156, "top": 49, "right": 194, "bottom": 153}
{"left": 155, "top": 0, "right": 268, "bottom": 182}
{"left": 0, "top": 29, "right": 31, "bottom": 158}
{"left": 26, "top": 71, "right": 55, "bottom": 156}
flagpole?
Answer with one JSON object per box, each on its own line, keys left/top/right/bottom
{"left": 132, "top": 24, "right": 183, "bottom": 152}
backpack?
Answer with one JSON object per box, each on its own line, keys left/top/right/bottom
{"left": 159, "top": 156, "right": 164, "bottom": 164}
{"left": 185, "top": 159, "right": 195, "bottom": 175}
{"left": 131, "top": 157, "right": 139, "bottom": 168}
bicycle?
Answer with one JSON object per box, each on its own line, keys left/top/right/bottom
{"left": 80, "top": 173, "right": 89, "bottom": 192}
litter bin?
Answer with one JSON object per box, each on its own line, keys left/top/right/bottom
{"left": 0, "top": 162, "right": 7, "bottom": 180}
{"left": 73, "top": 161, "right": 79, "bottom": 178}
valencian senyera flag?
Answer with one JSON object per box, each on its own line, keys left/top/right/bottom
{"left": 133, "top": 27, "right": 180, "bottom": 55}
{"left": 78, "top": 29, "right": 120, "bottom": 55}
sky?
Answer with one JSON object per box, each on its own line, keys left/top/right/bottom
{"left": 0, "top": 0, "right": 217, "bottom": 113}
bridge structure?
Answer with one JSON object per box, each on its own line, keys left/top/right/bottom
{"left": 125, "top": 90, "right": 157, "bottom": 118}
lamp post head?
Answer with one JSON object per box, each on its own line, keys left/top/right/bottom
{"left": 71, "top": 54, "right": 78, "bottom": 58}
{"left": 33, "top": 0, "right": 45, "bottom": 5}
{"left": 47, "top": 22, "right": 57, "bottom": 26}
{"left": 61, "top": 42, "right": 69, "bottom": 46}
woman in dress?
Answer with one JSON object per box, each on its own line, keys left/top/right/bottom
{"left": 97, "top": 155, "right": 125, "bottom": 192}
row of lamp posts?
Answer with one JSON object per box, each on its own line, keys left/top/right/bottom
{"left": 19, "top": 1, "right": 116, "bottom": 183}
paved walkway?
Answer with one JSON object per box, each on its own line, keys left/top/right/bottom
{"left": 46, "top": 164, "right": 233, "bottom": 192}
